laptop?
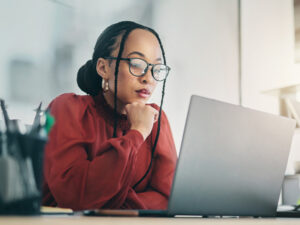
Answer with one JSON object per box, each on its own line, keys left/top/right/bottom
{"left": 85, "top": 95, "right": 296, "bottom": 217}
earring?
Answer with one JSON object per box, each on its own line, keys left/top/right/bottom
{"left": 102, "top": 79, "right": 109, "bottom": 93}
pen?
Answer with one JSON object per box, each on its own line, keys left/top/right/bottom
{"left": 32, "top": 102, "right": 42, "bottom": 128}
{"left": 30, "top": 102, "right": 42, "bottom": 134}
{"left": 0, "top": 99, "right": 10, "bottom": 131}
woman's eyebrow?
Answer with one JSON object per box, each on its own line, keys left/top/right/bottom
{"left": 127, "top": 51, "right": 162, "bottom": 61}
{"left": 127, "top": 51, "right": 144, "bottom": 57}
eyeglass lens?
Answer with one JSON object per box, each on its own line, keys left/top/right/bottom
{"left": 129, "top": 58, "right": 168, "bottom": 81}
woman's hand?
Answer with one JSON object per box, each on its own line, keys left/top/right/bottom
{"left": 125, "top": 102, "right": 158, "bottom": 140}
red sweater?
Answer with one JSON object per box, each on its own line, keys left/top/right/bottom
{"left": 42, "top": 93, "right": 177, "bottom": 210}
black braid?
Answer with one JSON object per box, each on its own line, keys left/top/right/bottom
{"left": 112, "top": 28, "right": 136, "bottom": 137}
{"left": 133, "top": 79, "right": 167, "bottom": 189}
{"left": 133, "top": 31, "right": 167, "bottom": 188}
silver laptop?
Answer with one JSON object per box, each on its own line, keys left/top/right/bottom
{"left": 86, "top": 95, "right": 296, "bottom": 217}
{"left": 166, "top": 95, "right": 296, "bottom": 217}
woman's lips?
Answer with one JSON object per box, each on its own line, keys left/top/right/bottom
{"left": 136, "top": 89, "right": 150, "bottom": 98}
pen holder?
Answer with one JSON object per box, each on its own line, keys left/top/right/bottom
{"left": 0, "top": 133, "right": 47, "bottom": 215}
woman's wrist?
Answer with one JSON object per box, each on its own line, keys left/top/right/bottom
{"left": 130, "top": 126, "right": 147, "bottom": 140}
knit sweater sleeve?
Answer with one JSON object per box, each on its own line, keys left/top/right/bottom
{"left": 42, "top": 93, "right": 144, "bottom": 210}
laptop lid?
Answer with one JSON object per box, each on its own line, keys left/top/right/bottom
{"left": 168, "top": 95, "right": 296, "bottom": 217}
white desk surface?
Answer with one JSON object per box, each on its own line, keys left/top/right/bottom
{"left": 1, "top": 215, "right": 300, "bottom": 225}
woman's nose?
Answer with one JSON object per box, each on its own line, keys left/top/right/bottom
{"left": 141, "top": 67, "right": 155, "bottom": 84}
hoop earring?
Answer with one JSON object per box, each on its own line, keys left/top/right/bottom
{"left": 102, "top": 79, "right": 109, "bottom": 93}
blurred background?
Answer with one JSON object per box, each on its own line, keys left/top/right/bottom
{"left": 1, "top": 0, "right": 300, "bottom": 174}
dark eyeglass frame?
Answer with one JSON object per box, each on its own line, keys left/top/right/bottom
{"left": 104, "top": 56, "right": 170, "bottom": 81}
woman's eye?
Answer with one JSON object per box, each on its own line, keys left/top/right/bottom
{"left": 131, "top": 63, "right": 143, "bottom": 68}
{"left": 154, "top": 68, "right": 165, "bottom": 73}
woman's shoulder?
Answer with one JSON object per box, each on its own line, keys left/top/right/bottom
{"left": 48, "top": 93, "right": 94, "bottom": 116}
{"left": 49, "top": 93, "right": 93, "bottom": 107}
{"left": 50, "top": 93, "right": 91, "bottom": 105}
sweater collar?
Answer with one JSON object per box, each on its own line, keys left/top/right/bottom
{"left": 93, "top": 92, "right": 130, "bottom": 130}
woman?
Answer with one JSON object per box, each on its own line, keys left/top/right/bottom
{"left": 42, "top": 21, "right": 177, "bottom": 210}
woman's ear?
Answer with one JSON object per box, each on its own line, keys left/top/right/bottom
{"left": 96, "top": 58, "right": 109, "bottom": 79}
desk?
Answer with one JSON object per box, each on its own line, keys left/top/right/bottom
{"left": 1, "top": 216, "right": 300, "bottom": 225}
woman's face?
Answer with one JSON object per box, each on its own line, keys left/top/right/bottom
{"left": 97, "top": 29, "right": 163, "bottom": 113}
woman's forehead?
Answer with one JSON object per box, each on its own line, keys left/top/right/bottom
{"left": 122, "top": 29, "right": 162, "bottom": 59}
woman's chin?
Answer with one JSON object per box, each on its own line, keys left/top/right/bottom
{"left": 122, "top": 95, "right": 150, "bottom": 105}
{"left": 135, "top": 98, "right": 149, "bottom": 104}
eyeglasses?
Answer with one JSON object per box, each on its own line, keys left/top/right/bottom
{"left": 104, "top": 57, "right": 170, "bottom": 81}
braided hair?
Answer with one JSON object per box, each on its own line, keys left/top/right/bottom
{"left": 77, "top": 21, "right": 168, "bottom": 188}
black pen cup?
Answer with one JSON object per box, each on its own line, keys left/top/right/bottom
{"left": 0, "top": 133, "right": 47, "bottom": 215}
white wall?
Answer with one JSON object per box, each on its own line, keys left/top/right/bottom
{"left": 241, "top": 0, "right": 299, "bottom": 174}
{"left": 0, "top": 0, "right": 55, "bottom": 99}
{"left": 0, "top": 0, "right": 56, "bottom": 123}
{"left": 241, "top": 0, "right": 294, "bottom": 113}
{"left": 152, "top": 0, "right": 299, "bottom": 175}
{"left": 152, "top": 0, "right": 239, "bottom": 151}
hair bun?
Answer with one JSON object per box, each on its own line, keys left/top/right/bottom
{"left": 77, "top": 60, "right": 102, "bottom": 96}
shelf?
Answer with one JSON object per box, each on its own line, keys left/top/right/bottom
{"left": 262, "top": 83, "right": 300, "bottom": 125}
{"left": 262, "top": 83, "right": 300, "bottom": 98}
